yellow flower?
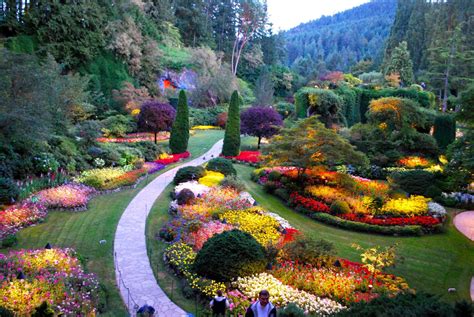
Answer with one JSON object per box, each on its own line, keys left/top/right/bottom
{"left": 198, "top": 171, "right": 225, "bottom": 187}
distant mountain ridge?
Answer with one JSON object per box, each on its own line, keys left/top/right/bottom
{"left": 283, "top": 0, "right": 397, "bottom": 72}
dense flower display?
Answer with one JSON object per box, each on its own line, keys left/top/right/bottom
{"left": 224, "top": 151, "right": 261, "bottom": 163}
{"left": 379, "top": 196, "right": 430, "bottom": 217}
{"left": 155, "top": 151, "right": 190, "bottom": 165}
{"left": 35, "top": 183, "right": 96, "bottom": 210}
{"left": 234, "top": 273, "right": 346, "bottom": 315}
{"left": 96, "top": 132, "right": 169, "bottom": 143}
{"left": 191, "top": 125, "right": 221, "bottom": 130}
{"left": 183, "top": 221, "right": 234, "bottom": 250}
{"left": 290, "top": 193, "right": 331, "bottom": 213}
{"left": 174, "top": 181, "right": 211, "bottom": 197}
{"left": 397, "top": 156, "right": 431, "bottom": 168}
{"left": 198, "top": 170, "right": 225, "bottom": 187}
{"left": 0, "top": 202, "right": 47, "bottom": 239}
{"left": 0, "top": 248, "right": 99, "bottom": 315}
{"left": 271, "top": 260, "right": 409, "bottom": 305}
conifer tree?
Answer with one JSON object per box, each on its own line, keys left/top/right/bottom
{"left": 169, "top": 90, "right": 190, "bottom": 154}
{"left": 222, "top": 90, "right": 241, "bottom": 156}
{"left": 385, "top": 41, "right": 414, "bottom": 86}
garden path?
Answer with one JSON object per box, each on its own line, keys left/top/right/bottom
{"left": 453, "top": 211, "right": 474, "bottom": 301}
{"left": 114, "top": 139, "right": 223, "bottom": 316}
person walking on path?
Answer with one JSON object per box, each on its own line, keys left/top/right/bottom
{"left": 210, "top": 290, "right": 230, "bottom": 316}
{"left": 245, "top": 289, "right": 277, "bottom": 317}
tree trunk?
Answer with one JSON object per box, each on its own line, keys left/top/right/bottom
{"left": 154, "top": 132, "right": 157, "bottom": 144}
{"left": 257, "top": 136, "right": 261, "bottom": 149}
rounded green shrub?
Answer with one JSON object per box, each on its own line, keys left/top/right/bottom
{"left": 330, "top": 200, "right": 351, "bottom": 215}
{"left": 389, "top": 170, "right": 435, "bottom": 195}
{"left": 173, "top": 166, "right": 205, "bottom": 185}
{"left": 281, "top": 236, "right": 336, "bottom": 267}
{"left": 206, "top": 158, "right": 236, "bottom": 176}
{"left": 193, "top": 229, "right": 266, "bottom": 282}
{"left": 0, "top": 177, "right": 19, "bottom": 204}
{"left": 278, "top": 303, "right": 305, "bottom": 317}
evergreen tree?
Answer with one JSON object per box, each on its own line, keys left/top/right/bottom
{"left": 174, "top": 0, "right": 214, "bottom": 47}
{"left": 222, "top": 90, "right": 241, "bottom": 156}
{"left": 254, "top": 68, "right": 274, "bottom": 106}
{"left": 211, "top": 0, "right": 237, "bottom": 58}
{"left": 385, "top": 41, "right": 414, "bottom": 86}
{"left": 169, "top": 90, "right": 190, "bottom": 154}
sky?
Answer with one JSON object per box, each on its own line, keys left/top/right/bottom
{"left": 267, "top": 0, "right": 372, "bottom": 31}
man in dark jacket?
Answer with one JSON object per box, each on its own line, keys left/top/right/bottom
{"left": 245, "top": 289, "right": 277, "bottom": 317}
{"left": 210, "top": 290, "right": 230, "bottom": 316}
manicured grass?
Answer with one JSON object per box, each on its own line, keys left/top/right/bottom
{"left": 235, "top": 164, "right": 474, "bottom": 303}
{"left": 2, "top": 130, "right": 224, "bottom": 316}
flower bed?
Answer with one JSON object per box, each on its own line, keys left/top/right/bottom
{"left": 198, "top": 170, "right": 225, "bottom": 187}
{"left": 223, "top": 151, "right": 261, "bottom": 163}
{"left": 155, "top": 151, "right": 190, "bottom": 165}
{"left": 191, "top": 125, "right": 221, "bottom": 130}
{"left": 34, "top": 183, "right": 97, "bottom": 210}
{"left": 0, "top": 202, "right": 47, "bottom": 239}
{"left": 0, "top": 248, "right": 99, "bottom": 315}
{"left": 96, "top": 131, "right": 169, "bottom": 143}
{"left": 254, "top": 167, "right": 443, "bottom": 234}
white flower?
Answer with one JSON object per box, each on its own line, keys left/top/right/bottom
{"left": 428, "top": 202, "right": 447, "bottom": 217}
{"left": 239, "top": 191, "right": 255, "bottom": 205}
{"left": 175, "top": 181, "right": 211, "bottom": 196}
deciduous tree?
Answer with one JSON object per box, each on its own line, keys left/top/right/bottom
{"left": 241, "top": 106, "right": 282, "bottom": 149}
{"left": 137, "top": 101, "right": 176, "bottom": 144}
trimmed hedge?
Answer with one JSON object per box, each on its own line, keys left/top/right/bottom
{"left": 294, "top": 87, "right": 343, "bottom": 127}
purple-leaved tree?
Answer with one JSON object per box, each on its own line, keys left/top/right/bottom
{"left": 241, "top": 106, "right": 283, "bottom": 149}
{"left": 137, "top": 101, "right": 176, "bottom": 144}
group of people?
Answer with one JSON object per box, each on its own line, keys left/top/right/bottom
{"left": 210, "top": 289, "right": 276, "bottom": 317}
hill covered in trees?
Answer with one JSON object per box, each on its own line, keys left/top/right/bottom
{"left": 284, "top": 0, "right": 397, "bottom": 74}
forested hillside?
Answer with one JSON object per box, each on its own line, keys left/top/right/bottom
{"left": 383, "top": 0, "right": 474, "bottom": 110}
{"left": 284, "top": 0, "right": 397, "bottom": 74}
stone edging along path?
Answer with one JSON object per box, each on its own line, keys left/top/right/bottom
{"left": 114, "top": 139, "right": 223, "bottom": 316}
{"left": 453, "top": 211, "right": 474, "bottom": 301}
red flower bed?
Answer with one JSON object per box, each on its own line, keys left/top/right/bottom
{"left": 290, "top": 193, "right": 440, "bottom": 228}
{"left": 155, "top": 151, "right": 190, "bottom": 165}
{"left": 290, "top": 192, "right": 330, "bottom": 213}
{"left": 340, "top": 213, "right": 440, "bottom": 227}
{"left": 223, "top": 151, "right": 261, "bottom": 163}
{"left": 280, "top": 228, "right": 300, "bottom": 245}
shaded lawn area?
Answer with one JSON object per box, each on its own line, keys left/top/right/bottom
{"left": 235, "top": 164, "right": 474, "bottom": 303}
{"left": 2, "top": 130, "right": 224, "bottom": 316}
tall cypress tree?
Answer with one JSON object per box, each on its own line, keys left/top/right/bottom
{"left": 385, "top": 41, "right": 414, "bottom": 86}
{"left": 222, "top": 90, "right": 241, "bottom": 156}
{"left": 169, "top": 90, "right": 190, "bottom": 154}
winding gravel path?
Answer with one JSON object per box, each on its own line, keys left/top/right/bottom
{"left": 114, "top": 140, "right": 223, "bottom": 316}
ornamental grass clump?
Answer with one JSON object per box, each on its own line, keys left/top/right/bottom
{"left": 193, "top": 229, "right": 267, "bottom": 282}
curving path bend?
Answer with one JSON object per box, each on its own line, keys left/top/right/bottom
{"left": 114, "top": 140, "right": 223, "bottom": 316}
{"left": 453, "top": 211, "right": 474, "bottom": 301}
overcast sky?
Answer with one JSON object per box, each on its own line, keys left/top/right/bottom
{"left": 267, "top": 0, "right": 372, "bottom": 31}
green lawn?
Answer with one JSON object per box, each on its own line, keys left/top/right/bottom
{"left": 3, "top": 129, "right": 224, "bottom": 316}
{"left": 235, "top": 164, "right": 474, "bottom": 303}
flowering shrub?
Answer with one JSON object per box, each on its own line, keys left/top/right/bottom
{"left": 198, "top": 171, "right": 225, "bottom": 187}
{"left": 35, "top": 184, "right": 96, "bottom": 210}
{"left": 96, "top": 132, "right": 169, "bottom": 143}
{"left": 271, "top": 260, "right": 409, "bottom": 305}
{"left": 234, "top": 273, "right": 345, "bottom": 315}
{"left": 174, "top": 181, "right": 210, "bottom": 197}
{"left": 224, "top": 151, "right": 261, "bottom": 163}
{"left": 219, "top": 208, "right": 281, "bottom": 247}
{"left": 191, "top": 125, "right": 221, "bottom": 130}
{"left": 155, "top": 151, "right": 190, "bottom": 165}
{"left": 379, "top": 196, "right": 430, "bottom": 217}
{"left": 178, "top": 187, "right": 253, "bottom": 220}
{"left": 183, "top": 221, "right": 234, "bottom": 250}
{"left": 290, "top": 193, "right": 331, "bottom": 213}
{"left": 164, "top": 242, "right": 225, "bottom": 297}
{"left": 0, "top": 248, "right": 99, "bottom": 315}
{"left": 397, "top": 156, "right": 431, "bottom": 168}
{"left": 305, "top": 186, "right": 346, "bottom": 204}
{"left": 0, "top": 202, "right": 47, "bottom": 239}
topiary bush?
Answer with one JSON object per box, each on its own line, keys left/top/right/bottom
{"left": 176, "top": 188, "right": 195, "bottom": 205}
{"left": 193, "top": 229, "right": 267, "bottom": 282}
{"left": 169, "top": 90, "right": 190, "bottom": 154}
{"left": 281, "top": 235, "right": 336, "bottom": 267}
{"left": 173, "top": 166, "right": 205, "bottom": 185}
{"left": 222, "top": 91, "right": 241, "bottom": 156}
{"left": 330, "top": 200, "right": 351, "bottom": 215}
{"left": 433, "top": 114, "right": 456, "bottom": 150}
{"left": 0, "top": 177, "right": 19, "bottom": 205}
{"left": 206, "top": 158, "right": 236, "bottom": 176}
{"left": 389, "top": 170, "right": 435, "bottom": 195}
